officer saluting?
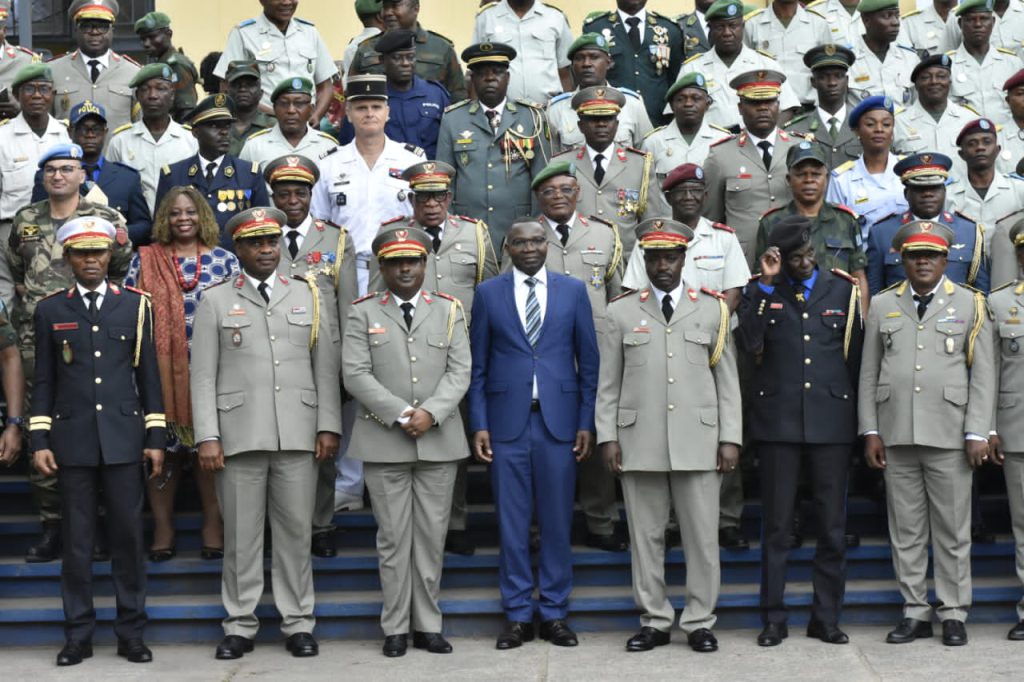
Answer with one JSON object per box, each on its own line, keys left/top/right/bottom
{"left": 30, "top": 216, "right": 165, "bottom": 666}
{"left": 859, "top": 220, "right": 995, "bottom": 647}
{"left": 344, "top": 226, "right": 471, "bottom": 658}
{"left": 597, "top": 217, "right": 741, "bottom": 654}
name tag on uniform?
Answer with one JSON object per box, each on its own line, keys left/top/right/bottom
{"left": 854, "top": 75, "right": 870, "bottom": 82}
{"left": 291, "top": 306, "right": 307, "bottom": 314}
{"left": 632, "top": 326, "right": 650, "bottom": 333}
{"left": 368, "top": 327, "right": 387, "bottom": 334}
{"left": 737, "top": 173, "right": 752, "bottom": 179}
{"left": 52, "top": 322, "right": 78, "bottom": 330}
{"left": 389, "top": 168, "right": 402, "bottom": 179}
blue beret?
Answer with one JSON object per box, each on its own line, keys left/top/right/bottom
{"left": 38, "top": 143, "right": 84, "bottom": 168}
{"left": 849, "top": 95, "right": 894, "bottom": 128}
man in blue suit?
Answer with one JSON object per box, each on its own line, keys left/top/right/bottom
{"left": 154, "top": 94, "right": 269, "bottom": 250}
{"left": 30, "top": 101, "right": 152, "bottom": 246}
{"left": 468, "top": 219, "right": 600, "bottom": 651}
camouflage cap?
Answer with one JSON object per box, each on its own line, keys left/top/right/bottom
{"left": 786, "top": 140, "right": 828, "bottom": 168}
{"left": 225, "top": 60, "right": 261, "bottom": 83}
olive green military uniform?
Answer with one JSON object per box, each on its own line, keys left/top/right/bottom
{"left": 757, "top": 202, "right": 867, "bottom": 274}
{"left": 283, "top": 217, "right": 358, "bottom": 537}
{"left": 229, "top": 110, "right": 276, "bottom": 157}
{"left": 435, "top": 99, "right": 550, "bottom": 245}
{"left": 640, "top": 119, "right": 732, "bottom": 178}
{"left": 677, "top": 11, "right": 711, "bottom": 60}
{"left": 48, "top": 50, "right": 141, "bottom": 132}
{"left": 989, "top": 278, "right": 1024, "bottom": 622}
{"left": 858, "top": 277, "right": 995, "bottom": 624}
{"left": 596, "top": 285, "right": 741, "bottom": 634}
{"left": 703, "top": 129, "right": 800, "bottom": 268}
{"left": 552, "top": 145, "right": 670, "bottom": 258}
{"left": 155, "top": 47, "right": 199, "bottom": 122}
{"left": 348, "top": 23, "right": 466, "bottom": 102}
{"left": 3, "top": 199, "right": 132, "bottom": 522}
{"left": 784, "top": 108, "right": 863, "bottom": 171}
{"left": 343, "top": 289, "right": 471, "bottom": 636}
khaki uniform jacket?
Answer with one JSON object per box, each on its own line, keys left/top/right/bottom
{"left": 703, "top": 128, "right": 799, "bottom": 267}
{"left": 190, "top": 272, "right": 342, "bottom": 456}
{"left": 48, "top": 50, "right": 140, "bottom": 131}
{"left": 596, "top": 285, "right": 742, "bottom": 471}
{"left": 990, "top": 209, "right": 1024, "bottom": 288}
{"left": 858, "top": 278, "right": 995, "bottom": 449}
{"left": 553, "top": 145, "right": 671, "bottom": 257}
{"left": 501, "top": 213, "right": 623, "bottom": 330}
{"left": 946, "top": 173, "right": 1024, "bottom": 253}
{"left": 283, "top": 217, "right": 358, "bottom": 341}
{"left": 0, "top": 42, "right": 38, "bottom": 92}
{"left": 368, "top": 214, "right": 499, "bottom": 323}
{"left": 783, "top": 107, "right": 862, "bottom": 171}
{"left": 548, "top": 87, "right": 652, "bottom": 153}
{"left": 343, "top": 290, "right": 471, "bottom": 463}
{"left": 990, "top": 280, "right": 1024, "bottom": 450}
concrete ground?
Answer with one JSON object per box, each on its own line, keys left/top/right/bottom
{"left": 5, "top": 625, "right": 1024, "bottom": 681}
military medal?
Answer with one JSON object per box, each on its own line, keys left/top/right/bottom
{"left": 591, "top": 266, "right": 603, "bottom": 289}
{"left": 232, "top": 329, "right": 243, "bottom": 347}
{"left": 217, "top": 202, "right": 228, "bottom": 212}
{"left": 945, "top": 336, "right": 955, "bottom": 354}
{"left": 227, "top": 201, "right": 237, "bottom": 211}
{"left": 224, "top": 166, "right": 235, "bottom": 178}
{"left": 61, "top": 339, "right": 73, "bottom": 365}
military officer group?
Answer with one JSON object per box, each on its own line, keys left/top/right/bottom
{"left": 8, "top": 0, "right": 1024, "bottom": 669}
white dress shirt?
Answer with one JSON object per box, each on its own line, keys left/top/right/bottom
{"left": 745, "top": 129, "right": 778, "bottom": 158}
{"left": 543, "top": 213, "right": 576, "bottom": 238}
{"left": 77, "top": 280, "right": 109, "bottom": 310}
{"left": 82, "top": 50, "right": 110, "bottom": 76}
{"left": 198, "top": 153, "right": 225, "bottom": 180}
{"left": 247, "top": 270, "right": 277, "bottom": 301}
{"left": 651, "top": 281, "right": 684, "bottom": 316}
{"left": 619, "top": 9, "right": 647, "bottom": 44}
{"left": 586, "top": 144, "right": 614, "bottom": 175}
{"left": 816, "top": 105, "right": 847, "bottom": 136}
{"left": 284, "top": 214, "right": 314, "bottom": 257}
{"left": 513, "top": 266, "right": 548, "bottom": 399}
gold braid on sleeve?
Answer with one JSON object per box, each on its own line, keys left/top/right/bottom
{"left": 133, "top": 294, "right": 152, "bottom": 368}
{"left": 843, "top": 283, "right": 860, "bottom": 361}
{"left": 305, "top": 277, "right": 321, "bottom": 350}
{"left": 606, "top": 224, "right": 623, "bottom": 282}
{"left": 709, "top": 298, "right": 729, "bottom": 367}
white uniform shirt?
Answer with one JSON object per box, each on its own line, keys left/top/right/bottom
{"left": 105, "top": 118, "right": 198, "bottom": 213}
{"left": 743, "top": 5, "right": 832, "bottom": 103}
{"left": 513, "top": 265, "right": 548, "bottom": 399}
{"left": 238, "top": 124, "right": 338, "bottom": 171}
{"left": 0, "top": 113, "right": 71, "bottom": 220}
{"left": 640, "top": 118, "right": 731, "bottom": 176}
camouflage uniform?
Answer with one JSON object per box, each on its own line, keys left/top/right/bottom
{"left": 3, "top": 199, "right": 132, "bottom": 521}
{"left": 348, "top": 23, "right": 467, "bottom": 102}
{"left": 756, "top": 201, "right": 867, "bottom": 273}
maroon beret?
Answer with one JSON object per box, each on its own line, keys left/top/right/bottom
{"left": 956, "top": 117, "right": 997, "bottom": 146}
{"left": 661, "top": 163, "right": 705, "bottom": 192}
{"left": 1005, "top": 68, "right": 1024, "bottom": 92}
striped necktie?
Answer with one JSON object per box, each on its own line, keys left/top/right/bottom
{"left": 524, "top": 276, "right": 542, "bottom": 347}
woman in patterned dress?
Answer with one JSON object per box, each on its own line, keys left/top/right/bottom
{"left": 125, "top": 186, "right": 239, "bottom": 561}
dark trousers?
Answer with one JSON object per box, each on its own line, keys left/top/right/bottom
{"left": 490, "top": 410, "right": 576, "bottom": 622}
{"left": 758, "top": 442, "right": 849, "bottom": 626}
{"left": 59, "top": 462, "right": 147, "bottom": 642}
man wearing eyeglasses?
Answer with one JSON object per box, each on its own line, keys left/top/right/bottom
{"left": 0, "top": 64, "right": 71, "bottom": 299}
{"left": 368, "top": 160, "right": 498, "bottom": 556}
{"left": 48, "top": 0, "right": 141, "bottom": 132}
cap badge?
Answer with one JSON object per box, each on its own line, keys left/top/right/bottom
{"left": 980, "top": 119, "right": 991, "bottom": 130}
{"left": 727, "top": 4, "right": 737, "bottom": 15}
{"left": 252, "top": 209, "right": 266, "bottom": 220}
{"left": 824, "top": 44, "right": 836, "bottom": 56}
{"left": 596, "top": 36, "right": 606, "bottom": 47}
{"left": 695, "top": 167, "right": 703, "bottom": 179}
{"left": 653, "top": 220, "right": 664, "bottom": 229}
{"left": 595, "top": 87, "right": 605, "bottom": 97}
{"left": 292, "top": 77, "right": 302, "bottom": 90}
{"left": 800, "top": 141, "right": 811, "bottom": 150}
{"left": 481, "top": 43, "right": 493, "bottom": 51}
{"left": 424, "top": 162, "right": 436, "bottom": 172}
{"left": 757, "top": 71, "right": 766, "bottom": 80}
{"left": 215, "top": 93, "right": 226, "bottom": 107}
{"left": 921, "top": 154, "right": 932, "bottom": 163}
{"left": 395, "top": 229, "right": 409, "bottom": 241}
{"left": 286, "top": 156, "right": 299, "bottom": 166}
{"left": 921, "top": 222, "right": 933, "bottom": 232}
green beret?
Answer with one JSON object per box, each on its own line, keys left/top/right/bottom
{"left": 665, "top": 72, "right": 709, "bottom": 102}
{"left": 955, "top": 0, "right": 994, "bottom": 15}
{"left": 129, "top": 63, "right": 176, "bottom": 88}
{"left": 705, "top": 0, "right": 744, "bottom": 21}
{"left": 11, "top": 63, "right": 53, "bottom": 90}
{"left": 531, "top": 160, "right": 577, "bottom": 190}
{"left": 354, "top": 0, "right": 383, "bottom": 14}
{"left": 134, "top": 10, "right": 170, "bottom": 34}
{"left": 568, "top": 33, "right": 610, "bottom": 59}
{"left": 270, "top": 76, "right": 314, "bottom": 103}
{"left": 857, "top": 0, "right": 900, "bottom": 14}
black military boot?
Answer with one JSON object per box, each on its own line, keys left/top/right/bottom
{"left": 26, "top": 520, "right": 62, "bottom": 562}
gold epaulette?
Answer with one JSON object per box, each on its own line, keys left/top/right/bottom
{"left": 967, "top": 291, "right": 988, "bottom": 367}
{"left": 991, "top": 280, "right": 1017, "bottom": 293}
{"left": 609, "top": 289, "right": 639, "bottom": 303}
{"left": 642, "top": 124, "right": 666, "bottom": 141}
{"left": 444, "top": 99, "right": 471, "bottom": 113}
{"left": 441, "top": 294, "right": 466, "bottom": 341}
{"left": 133, "top": 294, "right": 152, "bottom": 368}
{"left": 683, "top": 52, "right": 703, "bottom": 65}
{"left": 901, "top": 9, "right": 922, "bottom": 18}
{"left": 245, "top": 127, "right": 272, "bottom": 141}
{"left": 998, "top": 47, "right": 1017, "bottom": 55}
{"left": 111, "top": 122, "right": 133, "bottom": 136}
{"left": 833, "top": 160, "right": 856, "bottom": 174}
{"left": 477, "top": 1, "right": 497, "bottom": 14}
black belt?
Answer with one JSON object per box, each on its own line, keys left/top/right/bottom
{"left": 530, "top": 399, "right": 541, "bottom": 412}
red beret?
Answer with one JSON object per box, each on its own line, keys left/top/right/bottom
{"left": 1005, "top": 68, "right": 1024, "bottom": 92}
{"left": 956, "top": 117, "right": 997, "bottom": 146}
{"left": 661, "top": 163, "right": 705, "bottom": 191}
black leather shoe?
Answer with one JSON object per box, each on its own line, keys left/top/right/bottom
{"left": 56, "top": 641, "right": 92, "bottom": 666}
{"left": 757, "top": 623, "right": 789, "bottom": 647}
{"left": 148, "top": 547, "right": 176, "bottom": 562}
{"left": 285, "top": 632, "right": 318, "bottom": 657}
{"left": 687, "top": 628, "right": 718, "bottom": 652}
{"left": 444, "top": 530, "right": 476, "bottom": 556}
{"left": 215, "top": 635, "right": 254, "bottom": 660}
{"left": 807, "top": 620, "right": 849, "bottom": 644}
{"left": 26, "top": 522, "right": 61, "bottom": 563}
{"left": 540, "top": 619, "right": 578, "bottom": 647}
{"left": 496, "top": 621, "right": 535, "bottom": 650}
{"left": 383, "top": 634, "right": 408, "bottom": 657}
{"left": 625, "top": 626, "right": 670, "bottom": 652}
{"left": 886, "top": 618, "right": 933, "bottom": 644}
{"left": 584, "top": 531, "right": 628, "bottom": 552}
{"left": 413, "top": 631, "right": 453, "bottom": 654}
{"left": 200, "top": 546, "right": 224, "bottom": 560}
{"left": 844, "top": 532, "right": 861, "bottom": 549}
{"left": 92, "top": 527, "right": 110, "bottom": 562}
{"left": 941, "top": 620, "right": 968, "bottom": 646}
{"left": 718, "top": 526, "right": 749, "bottom": 551}
{"left": 116, "top": 638, "right": 152, "bottom": 663}
{"left": 972, "top": 523, "right": 995, "bottom": 544}
{"left": 311, "top": 531, "right": 336, "bottom": 558}
{"left": 664, "top": 527, "right": 682, "bottom": 548}
{"left": 1008, "top": 620, "right": 1024, "bottom": 641}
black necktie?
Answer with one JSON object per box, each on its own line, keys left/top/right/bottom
{"left": 661, "top": 293, "right": 674, "bottom": 323}
{"left": 287, "top": 229, "right": 300, "bottom": 260}
{"left": 485, "top": 108, "right": 500, "bottom": 132}
{"left": 85, "top": 291, "right": 99, "bottom": 319}
{"left": 425, "top": 225, "right": 442, "bottom": 253}
{"left": 556, "top": 223, "right": 570, "bottom": 246}
{"left": 626, "top": 16, "right": 642, "bottom": 49}
{"left": 757, "top": 140, "right": 772, "bottom": 170}
{"left": 594, "top": 153, "right": 606, "bottom": 185}
{"left": 258, "top": 281, "right": 270, "bottom": 303}
{"left": 205, "top": 161, "right": 217, "bottom": 184}
{"left": 913, "top": 293, "right": 933, "bottom": 320}
{"left": 88, "top": 59, "right": 101, "bottom": 83}
{"left": 401, "top": 301, "right": 414, "bottom": 330}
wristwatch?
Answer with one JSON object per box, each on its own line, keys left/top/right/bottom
{"left": 5, "top": 416, "right": 25, "bottom": 427}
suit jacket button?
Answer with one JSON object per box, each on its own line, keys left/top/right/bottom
{"left": 96, "top": 404, "right": 103, "bottom": 411}
{"left": 95, "top": 377, "right": 102, "bottom": 384}
{"left": 92, "top": 325, "right": 99, "bottom": 332}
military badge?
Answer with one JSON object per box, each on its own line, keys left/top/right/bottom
{"left": 62, "top": 339, "right": 73, "bottom": 365}
{"left": 232, "top": 329, "right": 243, "bottom": 347}
{"left": 188, "top": 164, "right": 198, "bottom": 177}
{"left": 224, "top": 165, "right": 235, "bottom": 178}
